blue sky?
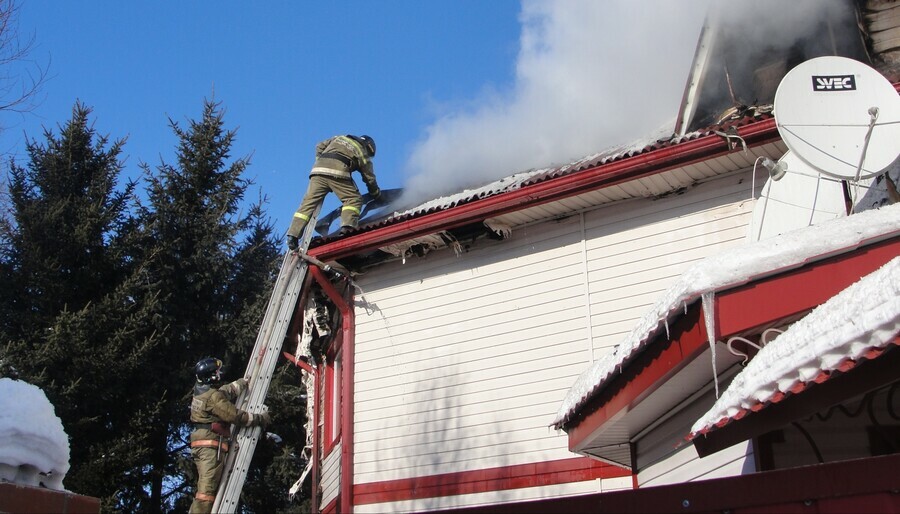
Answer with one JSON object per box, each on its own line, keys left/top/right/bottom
{"left": 1, "top": 1, "right": 711, "bottom": 238}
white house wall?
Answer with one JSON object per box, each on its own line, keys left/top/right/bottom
{"left": 353, "top": 215, "right": 587, "bottom": 484}
{"left": 583, "top": 172, "right": 757, "bottom": 358}
{"left": 320, "top": 441, "right": 341, "bottom": 510}
{"left": 350, "top": 170, "right": 759, "bottom": 509}
{"left": 637, "top": 441, "right": 754, "bottom": 488}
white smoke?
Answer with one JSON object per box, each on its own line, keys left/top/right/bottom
{"left": 400, "top": 0, "right": 859, "bottom": 207}
{"left": 401, "top": 0, "right": 712, "bottom": 205}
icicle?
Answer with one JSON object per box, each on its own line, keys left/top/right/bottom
{"left": 701, "top": 291, "right": 720, "bottom": 398}
{"left": 664, "top": 318, "right": 670, "bottom": 340}
{"left": 683, "top": 301, "right": 688, "bottom": 315}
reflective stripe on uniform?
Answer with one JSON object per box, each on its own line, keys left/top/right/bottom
{"left": 191, "top": 439, "right": 230, "bottom": 453}
{"left": 195, "top": 491, "right": 216, "bottom": 502}
{"left": 341, "top": 205, "right": 360, "bottom": 214}
{"left": 294, "top": 212, "right": 310, "bottom": 221}
{"left": 339, "top": 136, "right": 368, "bottom": 165}
{"left": 310, "top": 166, "right": 352, "bottom": 179}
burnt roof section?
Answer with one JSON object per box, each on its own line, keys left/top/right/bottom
{"left": 676, "top": 1, "right": 867, "bottom": 135}
{"left": 311, "top": 111, "right": 774, "bottom": 247}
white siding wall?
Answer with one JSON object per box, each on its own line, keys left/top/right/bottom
{"left": 583, "top": 172, "right": 756, "bottom": 358}
{"left": 320, "top": 442, "right": 341, "bottom": 509}
{"left": 350, "top": 171, "right": 758, "bottom": 509}
{"left": 353, "top": 214, "right": 586, "bottom": 483}
{"left": 637, "top": 441, "right": 755, "bottom": 488}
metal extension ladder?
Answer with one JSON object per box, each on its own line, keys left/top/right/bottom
{"left": 213, "top": 206, "right": 322, "bottom": 512}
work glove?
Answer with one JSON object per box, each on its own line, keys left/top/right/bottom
{"left": 246, "top": 412, "right": 266, "bottom": 428}
{"left": 253, "top": 411, "right": 272, "bottom": 428}
{"left": 287, "top": 235, "right": 299, "bottom": 251}
{"left": 230, "top": 377, "right": 250, "bottom": 396}
{"left": 368, "top": 188, "right": 386, "bottom": 207}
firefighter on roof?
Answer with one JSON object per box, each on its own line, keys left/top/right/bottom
{"left": 286, "top": 134, "right": 380, "bottom": 249}
{"left": 189, "top": 357, "right": 270, "bottom": 514}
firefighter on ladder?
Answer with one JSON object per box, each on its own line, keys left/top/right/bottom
{"left": 189, "top": 357, "right": 270, "bottom": 514}
{"left": 286, "top": 134, "right": 380, "bottom": 250}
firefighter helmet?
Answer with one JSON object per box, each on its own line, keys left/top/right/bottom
{"left": 358, "top": 135, "right": 376, "bottom": 157}
{"left": 195, "top": 357, "right": 223, "bottom": 384}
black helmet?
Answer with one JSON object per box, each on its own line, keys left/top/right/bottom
{"left": 195, "top": 357, "right": 223, "bottom": 384}
{"left": 359, "top": 135, "right": 376, "bottom": 157}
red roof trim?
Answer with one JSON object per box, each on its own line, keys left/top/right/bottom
{"left": 566, "top": 237, "right": 900, "bottom": 450}
{"left": 567, "top": 301, "right": 709, "bottom": 449}
{"left": 712, "top": 237, "right": 900, "bottom": 337}
{"left": 692, "top": 338, "right": 900, "bottom": 458}
{"left": 699, "top": 340, "right": 897, "bottom": 434}
{"left": 308, "top": 118, "right": 779, "bottom": 262}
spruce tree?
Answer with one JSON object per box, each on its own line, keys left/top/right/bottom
{"left": 1, "top": 102, "right": 134, "bottom": 334}
{"left": 135, "top": 99, "right": 300, "bottom": 512}
{"left": 1, "top": 98, "right": 307, "bottom": 513}
{"left": 0, "top": 102, "right": 161, "bottom": 508}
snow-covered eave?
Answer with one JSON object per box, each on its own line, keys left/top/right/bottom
{"left": 553, "top": 203, "right": 900, "bottom": 430}
{"left": 688, "top": 256, "right": 900, "bottom": 441}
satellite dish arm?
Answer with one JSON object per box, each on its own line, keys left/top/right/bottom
{"left": 854, "top": 107, "right": 880, "bottom": 183}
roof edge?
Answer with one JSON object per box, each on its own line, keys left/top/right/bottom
{"left": 309, "top": 118, "right": 779, "bottom": 262}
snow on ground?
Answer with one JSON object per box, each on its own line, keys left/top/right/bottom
{"left": 0, "top": 378, "right": 70, "bottom": 490}
{"left": 553, "top": 202, "right": 900, "bottom": 427}
{"left": 691, "top": 256, "right": 900, "bottom": 435}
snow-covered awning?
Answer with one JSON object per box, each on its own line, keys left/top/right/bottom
{"left": 553, "top": 203, "right": 900, "bottom": 430}
{"left": 689, "top": 256, "right": 900, "bottom": 441}
{"left": 0, "top": 378, "right": 70, "bottom": 490}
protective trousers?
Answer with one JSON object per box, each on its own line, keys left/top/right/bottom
{"left": 288, "top": 175, "right": 363, "bottom": 238}
{"left": 190, "top": 446, "right": 224, "bottom": 514}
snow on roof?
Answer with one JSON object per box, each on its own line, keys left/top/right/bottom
{"left": 689, "top": 256, "right": 900, "bottom": 438}
{"left": 356, "top": 116, "right": 769, "bottom": 234}
{"left": 395, "top": 124, "right": 678, "bottom": 216}
{"left": 0, "top": 378, "right": 70, "bottom": 490}
{"left": 552, "top": 202, "right": 900, "bottom": 428}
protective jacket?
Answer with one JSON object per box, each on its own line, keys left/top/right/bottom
{"left": 188, "top": 378, "right": 255, "bottom": 513}
{"left": 311, "top": 135, "right": 379, "bottom": 196}
{"left": 190, "top": 378, "right": 252, "bottom": 444}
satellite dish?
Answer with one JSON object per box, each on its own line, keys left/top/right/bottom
{"left": 774, "top": 56, "right": 900, "bottom": 181}
{"left": 749, "top": 150, "right": 859, "bottom": 242}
